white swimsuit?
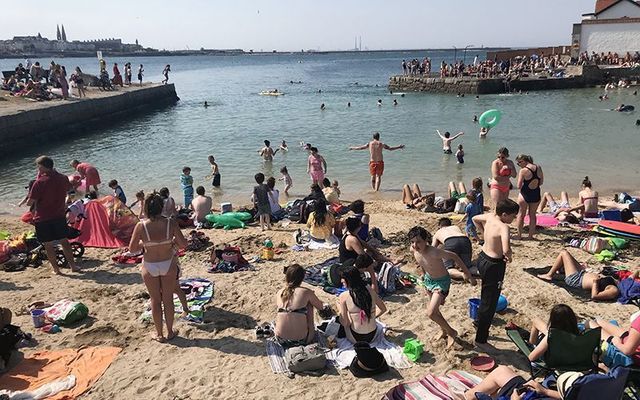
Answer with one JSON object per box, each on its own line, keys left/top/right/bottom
{"left": 141, "top": 219, "right": 174, "bottom": 277}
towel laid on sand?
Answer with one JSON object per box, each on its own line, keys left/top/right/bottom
{"left": 329, "top": 322, "right": 411, "bottom": 370}
{"left": 0, "top": 346, "right": 121, "bottom": 400}
{"left": 141, "top": 278, "right": 214, "bottom": 324}
{"left": 383, "top": 370, "right": 482, "bottom": 400}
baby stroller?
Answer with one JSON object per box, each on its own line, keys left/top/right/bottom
{"left": 24, "top": 225, "right": 85, "bottom": 268}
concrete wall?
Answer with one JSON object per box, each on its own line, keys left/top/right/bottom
{"left": 580, "top": 21, "right": 640, "bottom": 54}
{"left": 598, "top": 2, "right": 640, "bottom": 19}
{"left": 388, "top": 76, "right": 505, "bottom": 94}
{"left": 0, "top": 84, "right": 178, "bottom": 157}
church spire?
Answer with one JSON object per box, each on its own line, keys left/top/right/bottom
{"left": 56, "top": 24, "right": 61, "bottom": 41}
{"left": 61, "top": 24, "right": 67, "bottom": 42}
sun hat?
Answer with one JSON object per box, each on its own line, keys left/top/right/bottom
{"left": 557, "top": 371, "right": 584, "bottom": 398}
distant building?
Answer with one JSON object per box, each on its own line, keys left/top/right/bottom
{"left": 572, "top": 0, "right": 640, "bottom": 57}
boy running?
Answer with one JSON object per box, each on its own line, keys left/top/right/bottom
{"left": 472, "top": 199, "right": 519, "bottom": 349}
{"left": 408, "top": 226, "right": 476, "bottom": 348}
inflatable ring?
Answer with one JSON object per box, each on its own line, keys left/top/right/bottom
{"left": 479, "top": 109, "right": 502, "bottom": 128}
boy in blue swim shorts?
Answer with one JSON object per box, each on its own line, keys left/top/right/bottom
{"left": 409, "top": 226, "right": 476, "bottom": 348}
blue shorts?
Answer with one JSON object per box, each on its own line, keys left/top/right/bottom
{"left": 465, "top": 224, "right": 478, "bottom": 238}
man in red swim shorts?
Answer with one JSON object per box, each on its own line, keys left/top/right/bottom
{"left": 349, "top": 132, "right": 405, "bottom": 191}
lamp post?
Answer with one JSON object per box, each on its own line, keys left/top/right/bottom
{"left": 463, "top": 44, "right": 474, "bottom": 65}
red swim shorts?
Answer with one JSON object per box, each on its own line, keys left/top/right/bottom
{"left": 369, "top": 161, "right": 384, "bottom": 176}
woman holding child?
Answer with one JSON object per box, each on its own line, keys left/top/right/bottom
{"left": 129, "top": 193, "right": 188, "bottom": 343}
{"left": 275, "top": 265, "right": 326, "bottom": 348}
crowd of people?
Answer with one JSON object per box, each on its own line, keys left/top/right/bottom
{"left": 577, "top": 50, "right": 640, "bottom": 67}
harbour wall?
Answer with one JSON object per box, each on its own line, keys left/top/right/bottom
{"left": 388, "top": 65, "right": 640, "bottom": 94}
{"left": 0, "top": 84, "right": 179, "bottom": 157}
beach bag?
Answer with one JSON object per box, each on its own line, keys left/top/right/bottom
{"left": 368, "top": 227, "right": 384, "bottom": 243}
{"left": 284, "top": 343, "right": 327, "bottom": 373}
{"left": 323, "top": 262, "right": 345, "bottom": 288}
{"left": 44, "top": 299, "right": 89, "bottom": 326}
{"left": 580, "top": 237, "right": 610, "bottom": 254}
{"left": 377, "top": 262, "right": 399, "bottom": 295}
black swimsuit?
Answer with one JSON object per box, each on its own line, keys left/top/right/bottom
{"left": 520, "top": 165, "right": 541, "bottom": 204}
{"left": 339, "top": 234, "right": 359, "bottom": 263}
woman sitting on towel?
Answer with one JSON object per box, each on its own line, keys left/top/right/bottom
{"left": 537, "top": 250, "right": 619, "bottom": 301}
{"left": 275, "top": 265, "right": 326, "bottom": 348}
{"left": 338, "top": 265, "right": 387, "bottom": 344}
{"left": 527, "top": 304, "right": 580, "bottom": 362}
{"left": 306, "top": 198, "right": 336, "bottom": 242}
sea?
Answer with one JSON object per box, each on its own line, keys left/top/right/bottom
{"left": 1, "top": 51, "right": 639, "bottom": 212}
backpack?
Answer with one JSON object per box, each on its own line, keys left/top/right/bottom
{"left": 377, "top": 262, "right": 399, "bottom": 295}
{"left": 0, "top": 324, "right": 28, "bottom": 364}
{"left": 284, "top": 343, "right": 327, "bottom": 373}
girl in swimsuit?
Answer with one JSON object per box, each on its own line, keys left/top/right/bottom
{"left": 338, "top": 265, "right": 387, "bottom": 344}
{"left": 515, "top": 154, "right": 543, "bottom": 240}
{"left": 579, "top": 176, "right": 599, "bottom": 218}
{"left": 274, "top": 265, "right": 326, "bottom": 347}
{"left": 307, "top": 147, "right": 327, "bottom": 184}
{"left": 129, "top": 193, "right": 188, "bottom": 343}
{"left": 489, "top": 147, "right": 516, "bottom": 210}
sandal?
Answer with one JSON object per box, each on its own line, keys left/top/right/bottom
{"left": 151, "top": 334, "right": 166, "bottom": 343}
{"left": 262, "top": 322, "right": 274, "bottom": 338}
{"left": 255, "top": 325, "right": 264, "bottom": 339}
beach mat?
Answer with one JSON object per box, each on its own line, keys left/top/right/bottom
{"left": 141, "top": 278, "right": 214, "bottom": 324}
{"left": 0, "top": 346, "right": 121, "bottom": 400}
{"left": 525, "top": 214, "right": 559, "bottom": 227}
{"left": 266, "top": 331, "right": 327, "bottom": 374}
{"left": 523, "top": 266, "right": 590, "bottom": 300}
{"left": 382, "top": 370, "right": 482, "bottom": 400}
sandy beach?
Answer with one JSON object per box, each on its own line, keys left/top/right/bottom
{"left": 1, "top": 195, "right": 639, "bottom": 399}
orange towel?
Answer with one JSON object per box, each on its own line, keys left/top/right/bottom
{"left": 0, "top": 346, "right": 121, "bottom": 399}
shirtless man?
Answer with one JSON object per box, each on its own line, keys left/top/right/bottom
{"left": 349, "top": 132, "right": 405, "bottom": 191}
{"left": 436, "top": 130, "right": 464, "bottom": 154}
{"left": 258, "top": 140, "right": 278, "bottom": 162}
{"left": 472, "top": 198, "right": 519, "bottom": 349}
{"left": 191, "top": 186, "right": 212, "bottom": 225}
{"left": 432, "top": 218, "right": 477, "bottom": 280}
{"left": 408, "top": 226, "right": 476, "bottom": 348}
{"left": 206, "top": 155, "right": 220, "bottom": 188}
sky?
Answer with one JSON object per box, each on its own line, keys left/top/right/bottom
{"left": 1, "top": 0, "right": 595, "bottom": 51}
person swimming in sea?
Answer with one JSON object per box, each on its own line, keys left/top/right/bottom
{"left": 347, "top": 102, "right": 351, "bottom": 107}
{"left": 472, "top": 115, "right": 478, "bottom": 123}
{"left": 436, "top": 130, "right": 464, "bottom": 154}
{"left": 320, "top": 103, "right": 325, "bottom": 110}
{"left": 393, "top": 99, "right": 398, "bottom": 106}
{"left": 377, "top": 99, "right": 382, "bottom": 106}
{"left": 204, "top": 101, "right": 209, "bottom": 108}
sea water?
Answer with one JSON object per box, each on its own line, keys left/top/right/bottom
{"left": 0, "top": 51, "right": 638, "bottom": 211}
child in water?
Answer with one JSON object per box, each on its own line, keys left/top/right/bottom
{"left": 279, "top": 166, "right": 293, "bottom": 196}
{"left": 108, "top": 179, "right": 127, "bottom": 204}
{"left": 456, "top": 144, "right": 464, "bottom": 164}
{"left": 280, "top": 140, "right": 288, "bottom": 152}
{"left": 180, "top": 167, "right": 194, "bottom": 208}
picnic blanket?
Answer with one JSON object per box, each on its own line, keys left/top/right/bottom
{"left": 266, "top": 331, "right": 327, "bottom": 374}
{"left": 382, "top": 370, "right": 482, "bottom": 400}
{"left": 329, "top": 322, "right": 412, "bottom": 370}
{"left": 0, "top": 346, "right": 121, "bottom": 400}
{"left": 141, "top": 278, "right": 214, "bottom": 324}
{"left": 303, "top": 257, "right": 345, "bottom": 295}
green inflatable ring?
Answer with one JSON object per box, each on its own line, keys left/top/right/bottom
{"left": 479, "top": 109, "right": 502, "bottom": 129}
{"left": 205, "top": 213, "right": 246, "bottom": 229}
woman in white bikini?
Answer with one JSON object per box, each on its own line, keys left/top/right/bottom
{"left": 129, "top": 193, "right": 187, "bottom": 342}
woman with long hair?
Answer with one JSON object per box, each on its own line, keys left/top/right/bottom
{"left": 129, "top": 193, "right": 188, "bottom": 342}
{"left": 527, "top": 304, "right": 580, "bottom": 361}
{"left": 515, "top": 154, "right": 543, "bottom": 240}
{"left": 275, "top": 265, "right": 325, "bottom": 348}
{"left": 306, "top": 198, "right": 336, "bottom": 241}
{"left": 338, "top": 265, "right": 387, "bottom": 344}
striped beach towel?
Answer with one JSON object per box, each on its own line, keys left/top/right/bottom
{"left": 140, "top": 278, "right": 214, "bottom": 324}
{"left": 382, "top": 370, "right": 482, "bottom": 400}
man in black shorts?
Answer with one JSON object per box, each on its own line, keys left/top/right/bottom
{"left": 27, "top": 156, "right": 78, "bottom": 274}
{"left": 431, "top": 217, "right": 476, "bottom": 280}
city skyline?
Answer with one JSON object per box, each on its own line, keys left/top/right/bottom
{"left": 1, "top": 0, "right": 592, "bottom": 52}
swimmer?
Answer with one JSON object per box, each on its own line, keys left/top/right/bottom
{"left": 320, "top": 103, "right": 325, "bottom": 110}
{"left": 347, "top": 102, "right": 351, "bottom": 107}
{"left": 435, "top": 130, "right": 463, "bottom": 154}
{"left": 472, "top": 115, "right": 478, "bottom": 123}
{"left": 636, "top": 119, "right": 640, "bottom": 126}
{"left": 480, "top": 126, "right": 490, "bottom": 138}
{"left": 318, "top": 89, "right": 322, "bottom": 93}
{"left": 204, "top": 101, "right": 209, "bottom": 108}
{"left": 400, "top": 93, "right": 405, "bottom": 97}
{"left": 614, "top": 104, "right": 635, "bottom": 112}
{"left": 280, "top": 140, "right": 288, "bottom": 152}
{"left": 475, "top": 95, "right": 480, "bottom": 99}
{"left": 393, "top": 99, "right": 398, "bottom": 106}
{"left": 377, "top": 99, "right": 382, "bottom": 106}
{"left": 634, "top": 90, "right": 638, "bottom": 96}
{"left": 258, "top": 140, "right": 278, "bottom": 161}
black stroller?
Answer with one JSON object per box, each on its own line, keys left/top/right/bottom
{"left": 25, "top": 225, "right": 85, "bottom": 268}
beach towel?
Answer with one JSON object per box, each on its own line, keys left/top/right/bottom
{"left": 266, "top": 331, "right": 327, "bottom": 374}
{"left": 303, "top": 257, "right": 345, "bottom": 295}
{"left": 617, "top": 278, "right": 640, "bottom": 305}
{"left": 525, "top": 214, "right": 559, "bottom": 227}
{"left": 0, "top": 346, "right": 121, "bottom": 400}
{"left": 141, "top": 278, "right": 214, "bottom": 324}
{"left": 328, "top": 322, "right": 412, "bottom": 370}
{"left": 382, "top": 370, "right": 482, "bottom": 400}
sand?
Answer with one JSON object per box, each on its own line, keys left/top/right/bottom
{"left": 0, "top": 198, "right": 639, "bottom": 400}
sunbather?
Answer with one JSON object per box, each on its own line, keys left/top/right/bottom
{"left": 338, "top": 265, "right": 387, "bottom": 344}
{"left": 458, "top": 365, "right": 561, "bottom": 400}
{"left": 402, "top": 184, "right": 435, "bottom": 209}
{"left": 275, "top": 265, "right": 326, "bottom": 348}
{"left": 537, "top": 250, "right": 619, "bottom": 301}
{"left": 527, "top": 304, "right": 581, "bottom": 362}
{"left": 589, "top": 314, "right": 640, "bottom": 365}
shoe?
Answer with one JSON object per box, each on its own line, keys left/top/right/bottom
{"left": 255, "top": 325, "right": 264, "bottom": 339}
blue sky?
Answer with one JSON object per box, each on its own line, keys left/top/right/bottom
{"left": 1, "top": 0, "right": 594, "bottom": 51}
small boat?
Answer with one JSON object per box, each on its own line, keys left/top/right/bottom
{"left": 259, "top": 90, "right": 285, "bottom": 96}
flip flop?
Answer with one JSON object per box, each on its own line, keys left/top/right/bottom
{"left": 470, "top": 355, "right": 495, "bottom": 372}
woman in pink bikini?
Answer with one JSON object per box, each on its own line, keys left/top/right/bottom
{"left": 489, "top": 147, "right": 516, "bottom": 209}
{"left": 129, "top": 193, "right": 187, "bottom": 343}
{"left": 307, "top": 147, "right": 327, "bottom": 184}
